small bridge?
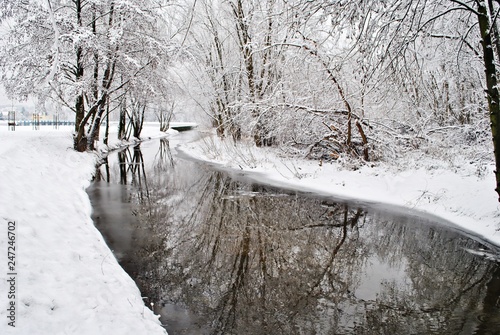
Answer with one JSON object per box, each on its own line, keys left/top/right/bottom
{"left": 169, "top": 122, "right": 197, "bottom": 132}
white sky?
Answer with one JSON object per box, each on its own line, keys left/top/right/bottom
{"left": 0, "top": 86, "right": 11, "bottom": 105}
{"left": 0, "top": 85, "right": 36, "bottom": 107}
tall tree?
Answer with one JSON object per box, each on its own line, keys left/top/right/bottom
{"left": 476, "top": 0, "right": 500, "bottom": 201}
{"left": 0, "top": 0, "right": 170, "bottom": 151}
{"left": 292, "top": 0, "right": 500, "bottom": 199}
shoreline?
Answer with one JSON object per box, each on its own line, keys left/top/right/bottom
{"left": 177, "top": 131, "right": 500, "bottom": 248}
{"left": 0, "top": 125, "right": 168, "bottom": 334}
{"left": 1, "top": 123, "right": 499, "bottom": 333}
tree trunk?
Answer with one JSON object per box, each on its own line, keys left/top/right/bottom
{"left": 74, "top": 93, "right": 86, "bottom": 151}
{"left": 299, "top": 37, "right": 355, "bottom": 147}
{"left": 119, "top": 98, "right": 127, "bottom": 140}
{"left": 487, "top": 0, "right": 500, "bottom": 60}
{"left": 232, "top": 0, "right": 256, "bottom": 101}
{"left": 132, "top": 102, "right": 146, "bottom": 139}
{"left": 477, "top": 2, "right": 500, "bottom": 201}
{"left": 356, "top": 121, "right": 369, "bottom": 161}
{"left": 104, "top": 96, "right": 109, "bottom": 145}
{"left": 88, "top": 99, "right": 106, "bottom": 150}
{"left": 73, "top": 0, "right": 86, "bottom": 152}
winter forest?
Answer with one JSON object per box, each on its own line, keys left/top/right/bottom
{"left": 1, "top": 0, "right": 500, "bottom": 199}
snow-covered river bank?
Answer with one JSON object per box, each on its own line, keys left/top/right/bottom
{"left": 0, "top": 125, "right": 167, "bottom": 334}
{"left": 178, "top": 131, "right": 500, "bottom": 248}
{"left": 1, "top": 123, "right": 499, "bottom": 334}
{"left": 91, "top": 136, "right": 500, "bottom": 334}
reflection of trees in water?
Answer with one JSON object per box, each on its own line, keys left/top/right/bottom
{"left": 118, "top": 146, "right": 149, "bottom": 203}
{"left": 354, "top": 218, "right": 497, "bottom": 335}
{"left": 92, "top": 143, "right": 175, "bottom": 306}
{"left": 154, "top": 138, "right": 174, "bottom": 172}
{"left": 93, "top": 157, "right": 110, "bottom": 182}
{"left": 94, "top": 145, "right": 153, "bottom": 207}
{"left": 137, "top": 165, "right": 497, "bottom": 334}
{"left": 131, "top": 169, "right": 370, "bottom": 334}
{"left": 96, "top": 143, "right": 500, "bottom": 334}
{"left": 475, "top": 265, "right": 500, "bottom": 334}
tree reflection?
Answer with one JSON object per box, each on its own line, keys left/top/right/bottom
{"left": 93, "top": 156, "right": 110, "bottom": 182}
{"left": 91, "top": 141, "right": 500, "bottom": 335}
{"left": 100, "top": 144, "right": 151, "bottom": 204}
{"left": 154, "top": 138, "right": 174, "bottom": 171}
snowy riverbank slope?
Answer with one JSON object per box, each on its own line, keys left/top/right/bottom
{"left": 0, "top": 125, "right": 167, "bottom": 334}
{"left": 178, "top": 131, "right": 500, "bottom": 248}
{"left": 1, "top": 123, "right": 499, "bottom": 334}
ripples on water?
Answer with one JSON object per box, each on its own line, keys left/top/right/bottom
{"left": 87, "top": 137, "right": 500, "bottom": 335}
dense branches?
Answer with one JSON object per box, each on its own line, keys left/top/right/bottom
{"left": 2, "top": 0, "right": 500, "bottom": 199}
{"left": 182, "top": 0, "right": 494, "bottom": 168}
{"left": 0, "top": 0, "right": 172, "bottom": 151}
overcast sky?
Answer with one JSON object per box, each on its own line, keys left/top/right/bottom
{"left": 0, "top": 86, "right": 35, "bottom": 107}
{"left": 0, "top": 86, "right": 14, "bottom": 105}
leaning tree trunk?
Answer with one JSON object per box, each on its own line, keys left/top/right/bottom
{"left": 74, "top": 93, "right": 87, "bottom": 152}
{"left": 87, "top": 98, "right": 107, "bottom": 151}
{"left": 73, "top": 0, "right": 87, "bottom": 152}
{"left": 477, "top": 2, "right": 500, "bottom": 202}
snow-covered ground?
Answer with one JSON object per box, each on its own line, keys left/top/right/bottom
{"left": 177, "top": 130, "right": 500, "bottom": 248}
{"left": 1, "top": 122, "right": 499, "bottom": 334}
{"left": 0, "top": 123, "right": 169, "bottom": 335}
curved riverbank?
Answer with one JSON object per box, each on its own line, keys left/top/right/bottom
{"left": 177, "top": 131, "right": 500, "bottom": 248}
{"left": 1, "top": 123, "right": 499, "bottom": 334}
{"left": 0, "top": 125, "right": 168, "bottom": 334}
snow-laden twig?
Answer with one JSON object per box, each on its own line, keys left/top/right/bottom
{"left": 45, "top": 0, "right": 60, "bottom": 86}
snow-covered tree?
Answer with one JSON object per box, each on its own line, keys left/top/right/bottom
{"left": 3, "top": 0, "right": 500, "bottom": 201}
{"left": 182, "top": 0, "right": 500, "bottom": 199}
{"left": 0, "top": 0, "right": 172, "bottom": 151}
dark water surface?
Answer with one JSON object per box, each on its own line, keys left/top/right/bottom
{"left": 87, "top": 134, "right": 500, "bottom": 335}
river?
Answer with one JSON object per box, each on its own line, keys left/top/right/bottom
{"left": 87, "top": 133, "right": 500, "bottom": 335}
